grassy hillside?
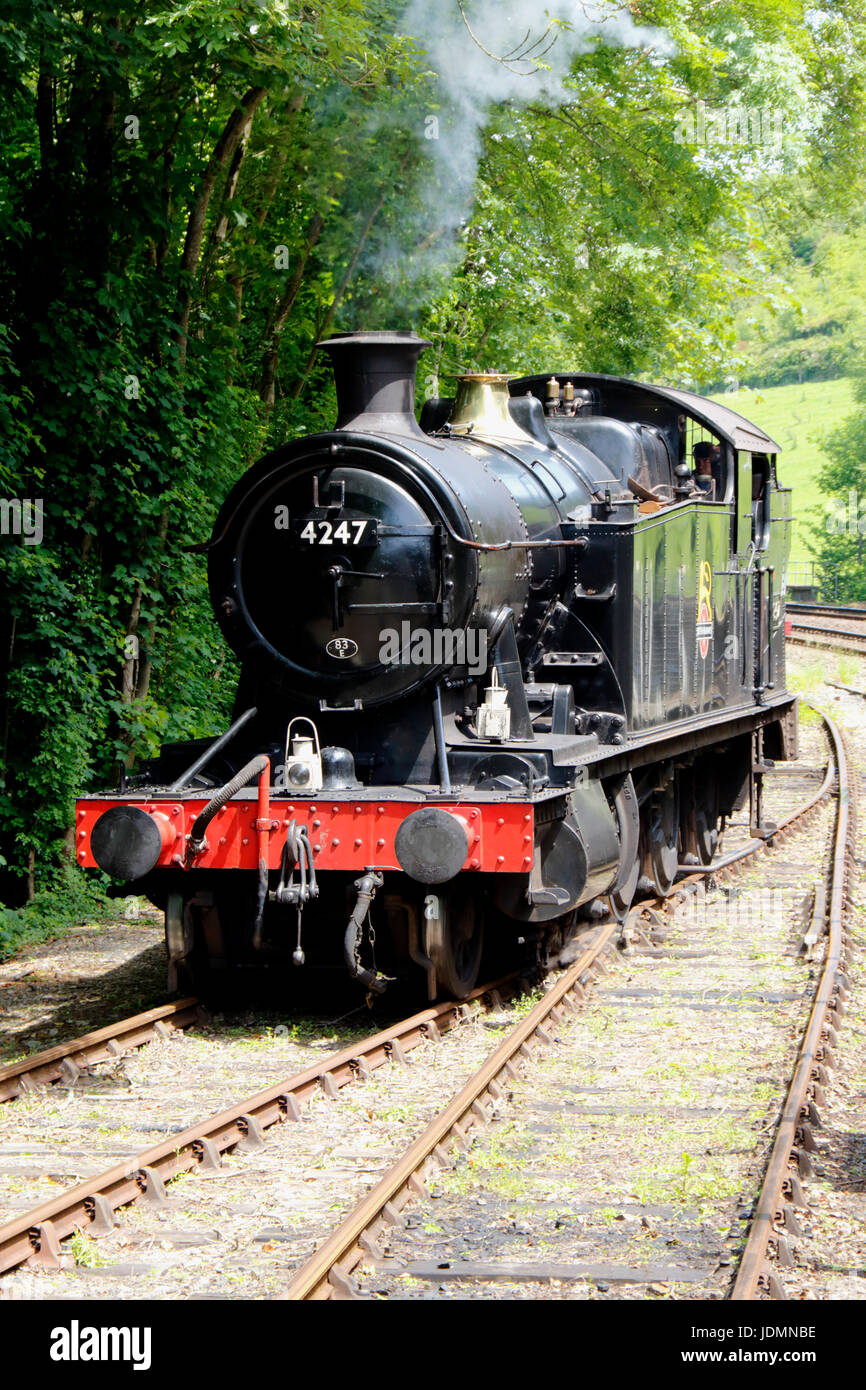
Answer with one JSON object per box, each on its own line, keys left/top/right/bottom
{"left": 708, "top": 378, "right": 855, "bottom": 568}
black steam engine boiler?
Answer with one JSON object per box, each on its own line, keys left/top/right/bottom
{"left": 76, "top": 331, "right": 797, "bottom": 1000}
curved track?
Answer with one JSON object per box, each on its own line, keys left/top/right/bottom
{"left": 281, "top": 711, "right": 852, "bottom": 1300}
{"left": 731, "top": 713, "right": 855, "bottom": 1299}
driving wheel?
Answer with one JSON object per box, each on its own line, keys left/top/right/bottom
{"left": 610, "top": 853, "right": 640, "bottom": 920}
{"left": 424, "top": 890, "right": 484, "bottom": 999}
{"left": 640, "top": 780, "right": 680, "bottom": 897}
{"left": 609, "top": 773, "right": 641, "bottom": 920}
{"left": 694, "top": 781, "right": 720, "bottom": 865}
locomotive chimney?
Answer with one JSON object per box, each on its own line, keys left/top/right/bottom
{"left": 318, "top": 330, "right": 431, "bottom": 438}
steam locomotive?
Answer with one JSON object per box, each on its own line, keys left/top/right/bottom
{"left": 75, "top": 331, "right": 797, "bottom": 1000}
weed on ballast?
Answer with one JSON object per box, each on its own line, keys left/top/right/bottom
{"left": 70, "top": 1229, "right": 109, "bottom": 1268}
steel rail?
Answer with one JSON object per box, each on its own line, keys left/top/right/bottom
{"left": 786, "top": 622, "right": 866, "bottom": 653}
{"left": 0, "top": 977, "right": 515, "bottom": 1274}
{"left": 730, "top": 711, "right": 854, "bottom": 1300}
{"left": 0, "top": 999, "right": 202, "bottom": 1103}
{"left": 786, "top": 603, "right": 866, "bottom": 622}
{"left": 788, "top": 626, "right": 866, "bottom": 642}
{"left": 281, "top": 923, "right": 618, "bottom": 1301}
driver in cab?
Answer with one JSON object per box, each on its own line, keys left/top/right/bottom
{"left": 692, "top": 441, "right": 716, "bottom": 497}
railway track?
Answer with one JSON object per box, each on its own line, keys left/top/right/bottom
{"left": 282, "top": 926, "right": 617, "bottom": 1300}
{"left": 786, "top": 603, "right": 866, "bottom": 623}
{"left": 0, "top": 711, "right": 853, "bottom": 1300}
{"left": 731, "top": 714, "right": 855, "bottom": 1300}
{"left": 0, "top": 978, "right": 521, "bottom": 1274}
{"left": 786, "top": 618, "right": 866, "bottom": 654}
{"left": 0, "top": 999, "right": 202, "bottom": 1104}
{"left": 281, "top": 711, "right": 853, "bottom": 1301}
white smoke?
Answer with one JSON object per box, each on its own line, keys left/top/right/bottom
{"left": 391, "top": 0, "right": 676, "bottom": 280}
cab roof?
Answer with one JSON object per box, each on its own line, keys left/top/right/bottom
{"left": 510, "top": 373, "right": 782, "bottom": 454}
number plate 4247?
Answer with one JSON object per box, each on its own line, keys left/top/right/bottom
{"left": 292, "top": 518, "right": 378, "bottom": 546}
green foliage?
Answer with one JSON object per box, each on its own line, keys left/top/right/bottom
{"left": 731, "top": 214, "right": 866, "bottom": 388}
{"left": 0, "top": 861, "right": 113, "bottom": 960}
{"left": 709, "top": 378, "right": 857, "bottom": 565}
{"left": 709, "top": 2, "right": 866, "bottom": 391}
{"left": 69, "top": 1229, "right": 110, "bottom": 1267}
{"left": 803, "top": 369, "right": 866, "bottom": 601}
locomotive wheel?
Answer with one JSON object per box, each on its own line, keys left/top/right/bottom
{"left": 640, "top": 782, "right": 679, "bottom": 897}
{"left": 424, "top": 892, "right": 484, "bottom": 999}
{"left": 541, "top": 910, "right": 583, "bottom": 968}
{"left": 609, "top": 774, "right": 641, "bottom": 921}
{"left": 694, "top": 782, "right": 720, "bottom": 866}
{"left": 610, "top": 853, "right": 640, "bottom": 921}
{"left": 694, "top": 806, "right": 719, "bottom": 865}
{"left": 168, "top": 892, "right": 233, "bottom": 1003}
